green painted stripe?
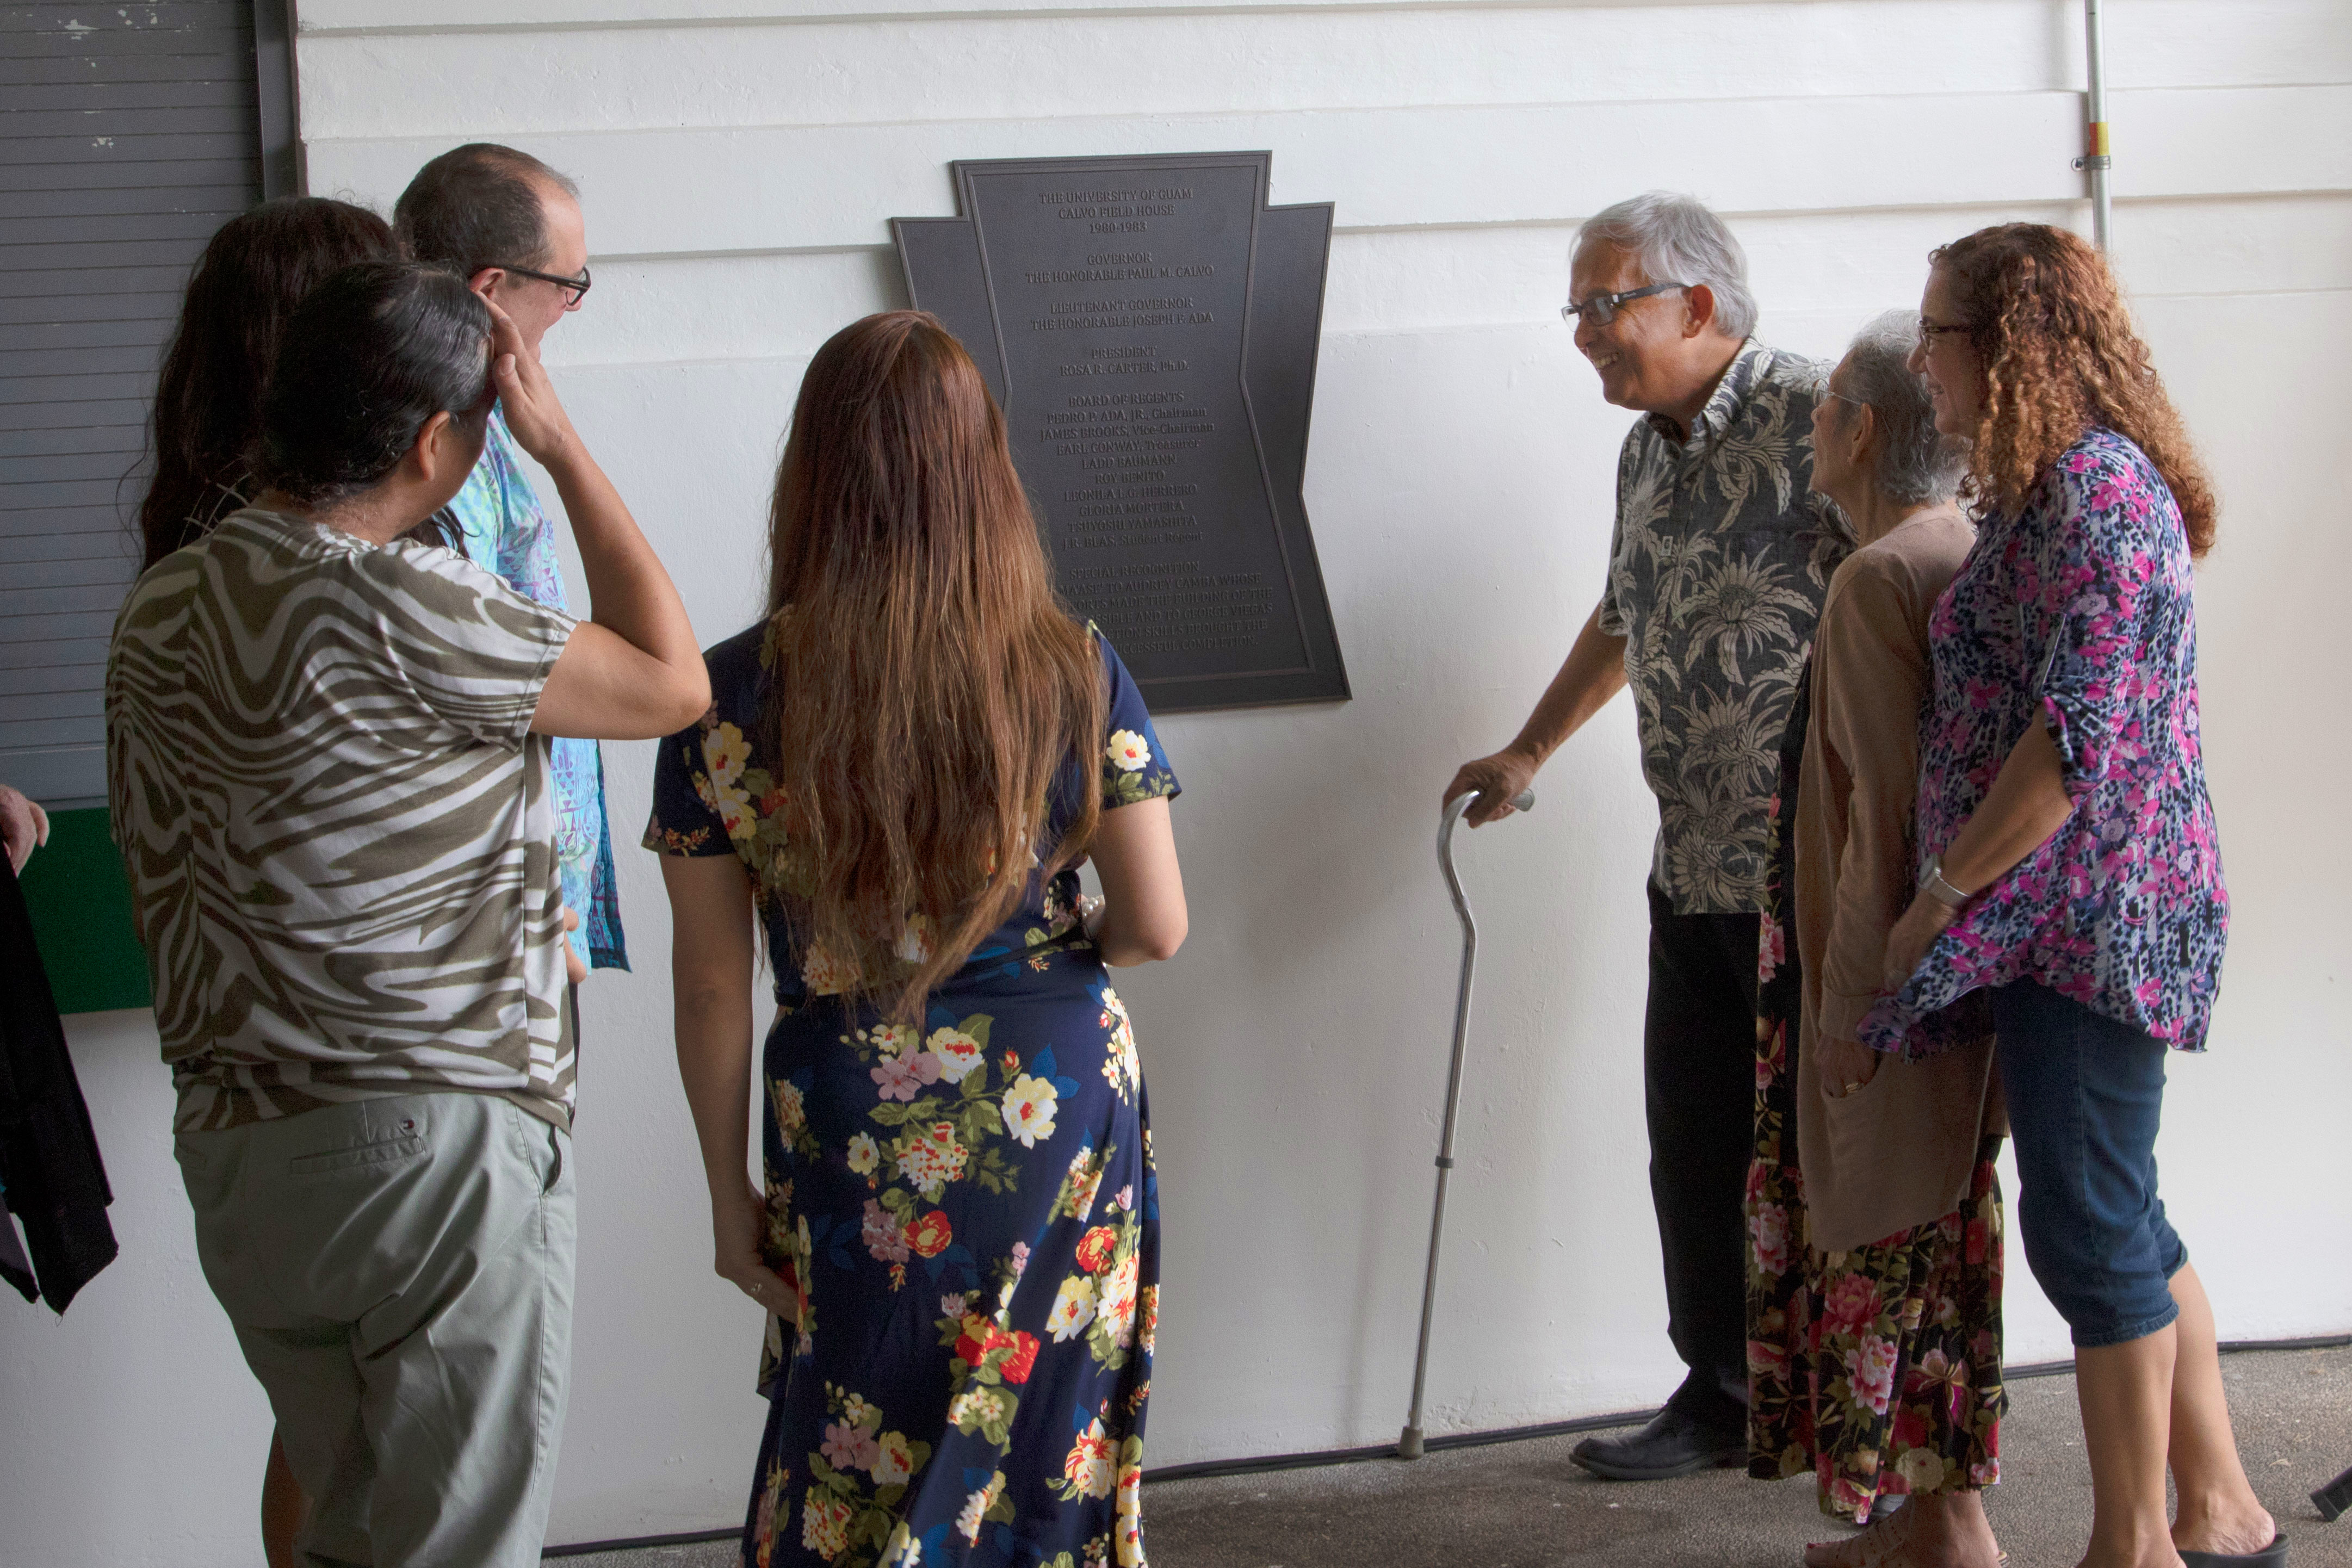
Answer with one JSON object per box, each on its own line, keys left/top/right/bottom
{"left": 17, "top": 805, "right": 152, "bottom": 1015}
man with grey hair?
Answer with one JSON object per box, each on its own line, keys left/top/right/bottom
{"left": 1446, "top": 191, "right": 1849, "bottom": 1480}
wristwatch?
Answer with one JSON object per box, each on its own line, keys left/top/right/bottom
{"left": 1920, "top": 853, "right": 1974, "bottom": 913}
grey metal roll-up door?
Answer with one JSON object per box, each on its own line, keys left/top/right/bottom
{"left": 2, "top": 2, "right": 292, "bottom": 808}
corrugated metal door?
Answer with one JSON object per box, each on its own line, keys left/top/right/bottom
{"left": 2, "top": 2, "right": 289, "bottom": 808}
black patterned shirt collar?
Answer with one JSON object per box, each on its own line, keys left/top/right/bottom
{"left": 1643, "top": 337, "right": 1771, "bottom": 449}
{"left": 1599, "top": 337, "right": 1847, "bottom": 915}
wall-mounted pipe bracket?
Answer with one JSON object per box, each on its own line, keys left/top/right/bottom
{"left": 2080, "top": 5, "right": 2113, "bottom": 250}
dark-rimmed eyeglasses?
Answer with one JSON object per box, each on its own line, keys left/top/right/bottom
{"left": 1560, "top": 281, "right": 1687, "bottom": 329}
{"left": 493, "top": 263, "right": 592, "bottom": 308}
{"left": 1918, "top": 314, "right": 1971, "bottom": 343}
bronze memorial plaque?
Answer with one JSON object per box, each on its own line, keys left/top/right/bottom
{"left": 893, "top": 151, "right": 1348, "bottom": 711}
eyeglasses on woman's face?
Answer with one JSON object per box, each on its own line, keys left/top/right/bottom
{"left": 1560, "top": 280, "right": 1688, "bottom": 329}
{"left": 1917, "top": 314, "right": 1971, "bottom": 347}
{"left": 494, "top": 263, "right": 592, "bottom": 309}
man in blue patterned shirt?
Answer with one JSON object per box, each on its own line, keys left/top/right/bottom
{"left": 1448, "top": 193, "right": 1848, "bottom": 1480}
{"left": 398, "top": 145, "right": 630, "bottom": 986}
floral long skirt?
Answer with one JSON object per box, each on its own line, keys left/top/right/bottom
{"left": 1746, "top": 1121, "right": 2008, "bottom": 1520}
{"left": 744, "top": 957, "right": 1157, "bottom": 1568}
{"left": 1745, "top": 672, "right": 2007, "bottom": 1522}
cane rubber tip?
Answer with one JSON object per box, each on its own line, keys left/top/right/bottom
{"left": 1398, "top": 1428, "right": 1425, "bottom": 1460}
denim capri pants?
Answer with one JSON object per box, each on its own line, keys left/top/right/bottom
{"left": 1991, "top": 979, "right": 2188, "bottom": 1348}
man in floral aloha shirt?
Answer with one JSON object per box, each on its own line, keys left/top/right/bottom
{"left": 1447, "top": 192, "right": 1847, "bottom": 1480}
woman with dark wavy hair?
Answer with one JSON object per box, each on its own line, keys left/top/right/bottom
{"left": 648, "top": 311, "right": 1186, "bottom": 1568}
{"left": 1859, "top": 225, "right": 2277, "bottom": 1568}
{"left": 133, "top": 195, "right": 399, "bottom": 1568}
{"left": 136, "top": 196, "right": 398, "bottom": 571}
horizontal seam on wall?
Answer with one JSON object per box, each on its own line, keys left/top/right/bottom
{"left": 295, "top": 80, "right": 2349, "bottom": 147}
{"left": 294, "top": 0, "right": 2126, "bottom": 40}
{"left": 571, "top": 191, "right": 2352, "bottom": 265}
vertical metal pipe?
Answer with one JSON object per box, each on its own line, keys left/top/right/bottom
{"left": 2082, "top": 0, "right": 2113, "bottom": 249}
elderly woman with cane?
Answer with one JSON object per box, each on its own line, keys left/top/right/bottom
{"left": 1866, "top": 224, "right": 2279, "bottom": 1568}
{"left": 1747, "top": 313, "right": 2006, "bottom": 1568}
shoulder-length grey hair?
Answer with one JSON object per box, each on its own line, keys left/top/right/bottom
{"left": 1576, "top": 192, "right": 1758, "bottom": 340}
{"left": 1839, "top": 309, "right": 1967, "bottom": 505}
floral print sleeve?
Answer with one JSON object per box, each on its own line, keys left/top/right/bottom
{"left": 1094, "top": 632, "right": 1180, "bottom": 811}
{"left": 642, "top": 628, "right": 760, "bottom": 862}
{"left": 2022, "top": 455, "right": 2163, "bottom": 801}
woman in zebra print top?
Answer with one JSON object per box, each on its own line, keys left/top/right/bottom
{"left": 110, "top": 260, "right": 709, "bottom": 1567}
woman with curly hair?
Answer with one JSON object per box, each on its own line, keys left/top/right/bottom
{"left": 1854, "top": 224, "right": 2280, "bottom": 1568}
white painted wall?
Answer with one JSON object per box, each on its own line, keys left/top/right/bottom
{"left": 6, "top": 2, "right": 2349, "bottom": 1560}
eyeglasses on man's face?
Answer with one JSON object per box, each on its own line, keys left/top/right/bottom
{"left": 1560, "top": 280, "right": 1688, "bottom": 329}
{"left": 496, "top": 263, "right": 592, "bottom": 309}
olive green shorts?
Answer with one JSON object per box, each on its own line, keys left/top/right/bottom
{"left": 176, "top": 1090, "right": 575, "bottom": 1568}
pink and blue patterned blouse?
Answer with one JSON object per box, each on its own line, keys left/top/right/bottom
{"left": 447, "top": 405, "right": 628, "bottom": 971}
{"left": 1864, "top": 428, "right": 2225, "bottom": 1057}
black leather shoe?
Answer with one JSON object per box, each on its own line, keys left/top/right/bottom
{"left": 1568, "top": 1404, "right": 1747, "bottom": 1481}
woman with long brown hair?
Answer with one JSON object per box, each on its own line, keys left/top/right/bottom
{"left": 137, "top": 196, "right": 398, "bottom": 570}
{"left": 1859, "top": 225, "right": 2277, "bottom": 1568}
{"left": 649, "top": 311, "right": 1186, "bottom": 1568}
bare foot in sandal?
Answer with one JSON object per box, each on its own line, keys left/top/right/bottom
{"left": 1805, "top": 1493, "right": 2003, "bottom": 1568}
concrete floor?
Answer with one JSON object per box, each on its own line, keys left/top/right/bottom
{"left": 559, "top": 1344, "right": 2352, "bottom": 1567}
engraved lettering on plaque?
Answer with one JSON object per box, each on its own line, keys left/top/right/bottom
{"left": 893, "top": 152, "right": 1348, "bottom": 712}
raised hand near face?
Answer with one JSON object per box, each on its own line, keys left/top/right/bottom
{"left": 481, "top": 294, "right": 578, "bottom": 470}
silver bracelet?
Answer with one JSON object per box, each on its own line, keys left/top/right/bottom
{"left": 1920, "top": 853, "right": 1974, "bottom": 913}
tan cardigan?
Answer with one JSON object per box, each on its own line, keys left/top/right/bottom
{"left": 1794, "top": 505, "right": 2003, "bottom": 1253}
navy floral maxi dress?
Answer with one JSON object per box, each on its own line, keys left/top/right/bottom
{"left": 645, "top": 622, "right": 1180, "bottom": 1568}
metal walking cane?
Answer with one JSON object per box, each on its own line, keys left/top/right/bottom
{"left": 1398, "top": 784, "right": 1536, "bottom": 1460}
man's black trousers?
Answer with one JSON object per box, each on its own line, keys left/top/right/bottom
{"left": 1641, "top": 878, "right": 1758, "bottom": 1427}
